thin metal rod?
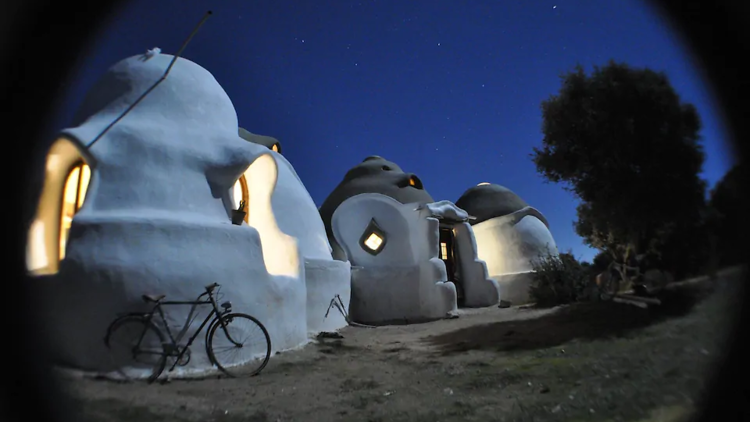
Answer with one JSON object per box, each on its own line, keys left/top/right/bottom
{"left": 85, "top": 10, "right": 213, "bottom": 149}
{"left": 165, "top": 10, "right": 213, "bottom": 76}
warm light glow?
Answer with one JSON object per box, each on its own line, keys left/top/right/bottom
{"left": 477, "top": 182, "right": 490, "bottom": 186}
{"left": 26, "top": 220, "right": 48, "bottom": 271}
{"left": 363, "top": 233, "right": 384, "bottom": 251}
{"left": 233, "top": 180, "right": 243, "bottom": 209}
{"left": 409, "top": 177, "right": 416, "bottom": 187}
{"left": 232, "top": 175, "right": 249, "bottom": 222}
{"left": 59, "top": 163, "right": 91, "bottom": 260}
{"left": 440, "top": 242, "right": 448, "bottom": 259}
{"left": 272, "top": 144, "right": 279, "bottom": 152}
{"left": 27, "top": 137, "right": 90, "bottom": 275}
{"left": 243, "top": 154, "right": 299, "bottom": 277}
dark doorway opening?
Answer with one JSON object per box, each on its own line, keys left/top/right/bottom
{"left": 439, "top": 225, "right": 464, "bottom": 306}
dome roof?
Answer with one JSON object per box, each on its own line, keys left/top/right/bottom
{"left": 69, "top": 53, "right": 238, "bottom": 142}
{"left": 456, "top": 183, "right": 531, "bottom": 225}
{"left": 319, "top": 156, "right": 434, "bottom": 237}
{"left": 239, "top": 127, "right": 282, "bottom": 154}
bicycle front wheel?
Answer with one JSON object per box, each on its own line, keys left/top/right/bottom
{"left": 207, "top": 313, "right": 271, "bottom": 378}
{"left": 104, "top": 315, "right": 166, "bottom": 383}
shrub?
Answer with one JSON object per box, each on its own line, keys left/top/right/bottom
{"left": 529, "top": 249, "right": 590, "bottom": 307}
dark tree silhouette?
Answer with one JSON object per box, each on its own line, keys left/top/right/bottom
{"left": 708, "top": 161, "right": 747, "bottom": 268}
{"left": 531, "top": 61, "right": 708, "bottom": 275}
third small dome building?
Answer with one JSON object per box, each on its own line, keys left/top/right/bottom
{"left": 456, "top": 182, "right": 559, "bottom": 305}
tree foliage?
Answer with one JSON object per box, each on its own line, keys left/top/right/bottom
{"left": 529, "top": 250, "right": 590, "bottom": 307}
{"left": 531, "top": 61, "right": 708, "bottom": 272}
{"left": 708, "top": 161, "right": 747, "bottom": 268}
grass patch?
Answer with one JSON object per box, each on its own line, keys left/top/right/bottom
{"left": 427, "top": 283, "right": 711, "bottom": 355}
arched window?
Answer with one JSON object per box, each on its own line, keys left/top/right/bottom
{"left": 26, "top": 137, "right": 91, "bottom": 275}
{"left": 59, "top": 162, "right": 91, "bottom": 260}
{"left": 232, "top": 174, "right": 249, "bottom": 223}
{"left": 231, "top": 154, "right": 299, "bottom": 277}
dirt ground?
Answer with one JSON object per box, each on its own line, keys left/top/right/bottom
{"left": 62, "top": 268, "right": 743, "bottom": 422}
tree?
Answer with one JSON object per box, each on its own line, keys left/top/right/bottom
{"left": 591, "top": 250, "right": 613, "bottom": 274}
{"left": 531, "top": 61, "right": 708, "bottom": 276}
{"left": 529, "top": 250, "right": 590, "bottom": 306}
{"left": 708, "top": 161, "right": 747, "bottom": 268}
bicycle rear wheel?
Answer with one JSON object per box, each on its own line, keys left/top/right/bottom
{"left": 104, "top": 315, "right": 166, "bottom": 383}
{"left": 207, "top": 313, "right": 271, "bottom": 378}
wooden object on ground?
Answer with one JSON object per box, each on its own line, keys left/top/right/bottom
{"left": 612, "top": 297, "right": 649, "bottom": 309}
{"left": 614, "top": 294, "right": 662, "bottom": 305}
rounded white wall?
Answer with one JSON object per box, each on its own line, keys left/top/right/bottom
{"left": 270, "top": 156, "right": 334, "bottom": 261}
{"left": 472, "top": 214, "right": 558, "bottom": 305}
{"left": 473, "top": 214, "right": 558, "bottom": 275}
{"left": 267, "top": 154, "right": 351, "bottom": 334}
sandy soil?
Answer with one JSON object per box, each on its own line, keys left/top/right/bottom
{"left": 63, "top": 269, "right": 742, "bottom": 422}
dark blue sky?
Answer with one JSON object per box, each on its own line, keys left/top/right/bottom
{"left": 48, "top": 0, "right": 736, "bottom": 262}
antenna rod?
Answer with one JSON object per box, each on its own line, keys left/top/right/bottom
{"left": 165, "top": 10, "right": 213, "bottom": 78}
{"left": 86, "top": 10, "right": 213, "bottom": 149}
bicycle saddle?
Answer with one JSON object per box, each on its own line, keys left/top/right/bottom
{"left": 142, "top": 294, "right": 166, "bottom": 303}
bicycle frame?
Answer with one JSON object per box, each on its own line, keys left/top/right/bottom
{"left": 129, "top": 287, "right": 238, "bottom": 372}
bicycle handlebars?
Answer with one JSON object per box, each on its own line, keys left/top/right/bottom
{"left": 205, "top": 283, "right": 220, "bottom": 292}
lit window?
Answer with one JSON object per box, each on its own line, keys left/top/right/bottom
{"left": 359, "top": 219, "right": 387, "bottom": 255}
{"left": 59, "top": 162, "right": 91, "bottom": 260}
{"left": 26, "top": 137, "right": 92, "bottom": 275}
{"left": 232, "top": 175, "right": 249, "bottom": 222}
{"left": 440, "top": 242, "right": 448, "bottom": 260}
{"left": 272, "top": 144, "right": 279, "bottom": 152}
{"left": 364, "top": 233, "right": 383, "bottom": 250}
{"left": 406, "top": 175, "right": 424, "bottom": 189}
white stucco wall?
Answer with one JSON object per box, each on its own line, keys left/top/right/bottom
{"left": 304, "top": 258, "right": 351, "bottom": 333}
{"left": 491, "top": 272, "right": 538, "bottom": 305}
{"left": 34, "top": 52, "right": 314, "bottom": 377}
{"left": 473, "top": 213, "right": 558, "bottom": 275}
{"left": 271, "top": 155, "right": 334, "bottom": 261}
{"left": 416, "top": 202, "right": 500, "bottom": 308}
{"left": 331, "top": 194, "right": 458, "bottom": 324}
{"left": 472, "top": 209, "right": 559, "bottom": 304}
{"left": 43, "top": 217, "right": 306, "bottom": 375}
{"left": 261, "top": 153, "right": 352, "bottom": 334}
{"left": 451, "top": 221, "right": 501, "bottom": 307}
{"left": 349, "top": 262, "right": 456, "bottom": 325}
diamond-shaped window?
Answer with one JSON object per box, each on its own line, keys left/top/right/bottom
{"left": 359, "top": 219, "right": 387, "bottom": 255}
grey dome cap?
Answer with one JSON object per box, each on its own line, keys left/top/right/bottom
{"left": 319, "top": 156, "right": 434, "bottom": 237}
{"left": 239, "top": 127, "right": 282, "bottom": 154}
{"left": 456, "top": 183, "right": 542, "bottom": 226}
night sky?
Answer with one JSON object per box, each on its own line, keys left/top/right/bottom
{"left": 46, "top": 0, "right": 736, "bottom": 262}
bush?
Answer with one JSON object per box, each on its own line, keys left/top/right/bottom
{"left": 529, "top": 249, "right": 591, "bottom": 307}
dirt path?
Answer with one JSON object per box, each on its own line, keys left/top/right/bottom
{"left": 64, "top": 271, "right": 741, "bottom": 422}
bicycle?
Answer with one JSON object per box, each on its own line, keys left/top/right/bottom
{"left": 104, "top": 282, "right": 271, "bottom": 383}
